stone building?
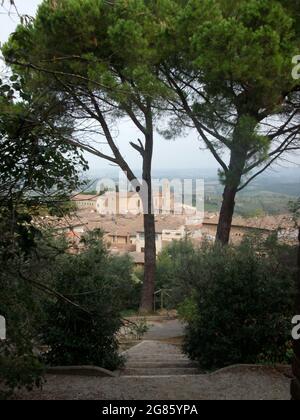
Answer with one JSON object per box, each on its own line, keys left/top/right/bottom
{"left": 95, "top": 191, "right": 175, "bottom": 216}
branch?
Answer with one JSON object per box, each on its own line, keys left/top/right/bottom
{"left": 165, "top": 71, "right": 229, "bottom": 173}
{"left": 18, "top": 270, "right": 92, "bottom": 316}
{"left": 238, "top": 136, "right": 299, "bottom": 191}
{"left": 130, "top": 138, "right": 145, "bottom": 157}
{"left": 69, "top": 138, "right": 117, "bottom": 163}
{"left": 244, "top": 131, "right": 300, "bottom": 174}
{"left": 88, "top": 92, "right": 139, "bottom": 183}
{"left": 123, "top": 105, "right": 147, "bottom": 135}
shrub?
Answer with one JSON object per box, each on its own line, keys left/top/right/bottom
{"left": 177, "top": 295, "right": 199, "bottom": 324}
{"left": 183, "top": 237, "right": 296, "bottom": 370}
{"left": 156, "top": 239, "right": 197, "bottom": 307}
{"left": 40, "top": 231, "right": 129, "bottom": 371}
{"left": 0, "top": 342, "right": 44, "bottom": 400}
{"left": 108, "top": 256, "right": 142, "bottom": 311}
{"left": 0, "top": 237, "right": 44, "bottom": 398}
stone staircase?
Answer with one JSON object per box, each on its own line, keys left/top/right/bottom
{"left": 120, "top": 340, "right": 201, "bottom": 377}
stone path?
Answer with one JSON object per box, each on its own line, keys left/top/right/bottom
{"left": 15, "top": 319, "right": 292, "bottom": 400}
{"left": 144, "top": 319, "right": 185, "bottom": 341}
{"left": 120, "top": 341, "right": 200, "bottom": 376}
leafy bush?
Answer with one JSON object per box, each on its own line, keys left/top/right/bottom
{"left": 177, "top": 295, "right": 199, "bottom": 324}
{"left": 108, "top": 256, "right": 142, "bottom": 312}
{"left": 0, "top": 342, "right": 44, "bottom": 400}
{"left": 182, "top": 237, "right": 296, "bottom": 370}
{"left": 156, "top": 239, "right": 197, "bottom": 307}
{"left": 40, "top": 231, "right": 131, "bottom": 371}
{"left": 0, "top": 225, "right": 44, "bottom": 398}
{"left": 126, "top": 319, "right": 149, "bottom": 340}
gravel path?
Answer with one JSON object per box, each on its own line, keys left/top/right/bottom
{"left": 15, "top": 323, "right": 292, "bottom": 400}
{"left": 144, "top": 320, "right": 186, "bottom": 340}
{"left": 16, "top": 366, "right": 290, "bottom": 400}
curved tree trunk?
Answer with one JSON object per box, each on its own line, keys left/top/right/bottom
{"left": 291, "top": 227, "right": 300, "bottom": 400}
{"left": 215, "top": 133, "right": 247, "bottom": 246}
{"left": 216, "top": 185, "right": 238, "bottom": 245}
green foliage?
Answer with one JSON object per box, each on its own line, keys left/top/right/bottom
{"left": 156, "top": 239, "right": 197, "bottom": 307}
{"left": 0, "top": 237, "right": 44, "bottom": 398}
{"left": 3, "top": 0, "right": 171, "bottom": 110}
{"left": 177, "top": 295, "right": 198, "bottom": 323}
{"left": 106, "top": 254, "right": 142, "bottom": 311}
{"left": 181, "top": 238, "right": 296, "bottom": 369}
{"left": 39, "top": 231, "right": 133, "bottom": 370}
{"left": 126, "top": 318, "right": 149, "bottom": 340}
{"left": 185, "top": 0, "right": 297, "bottom": 103}
{"left": 0, "top": 343, "right": 44, "bottom": 400}
{"left": 160, "top": 0, "right": 300, "bottom": 206}
{"left": 0, "top": 75, "right": 87, "bottom": 397}
{"left": 0, "top": 78, "right": 88, "bottom": 204}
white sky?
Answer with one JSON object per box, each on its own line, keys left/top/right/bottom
{"left": 0, "top": 0, "right": 299, "bottom": 177}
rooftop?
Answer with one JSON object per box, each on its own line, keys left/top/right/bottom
{"left": 71, "top": 194, "right": 99, "bottom": 202}
{"left": 203, "top": 213, "right": 297, "bottom": 231}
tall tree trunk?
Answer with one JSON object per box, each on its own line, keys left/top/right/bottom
{"left": 140, "top": 213, "right": 156, "bottom": 313}
{"left": 216, "top": 185, "right": 238, "bottom": 245}
{"left": 139, "top": 106, "right": 156, "bottom": 313}
{"left": 215, "top": 126, "right": 247, "bottom": 245}
{"left": 291, "top": 227, "right": 300, "bottom": 400}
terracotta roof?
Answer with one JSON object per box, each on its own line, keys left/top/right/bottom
{"left": 129, "top": 252, "right": 145, "bottom": 264}
{"left": 203, "top": 213, "right": 296, "bottom": 231}
{"left": 72, "top": 194, "right": 99, "bottom": 202}
{"left": 34, "top": 215, "right": 88, "bottom": 229}
{"left": 137, "top": 215, "right": 187, "bottom": 234}
{"left": 78, "top": 213, "right": 187, "bottom": 236}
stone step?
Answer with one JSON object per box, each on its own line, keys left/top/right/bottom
{"left": 126, "top": 359, "right": 193, "bottom": 365}
{"left": 126, "top": 355, "right": 189, "bottom": 361}
{"left": 124, "top": 351, "right": 188, "bottom": 359}
{"left": 121, "top": 341, "right": 200, "bottom": 377}
{"left": 125, "top": 361, "right": 198, "bottom": 369}
{"left": 121, "top": 367, "right": 201, "bottom": 376}
{"left": 127, "top": 316, "right": 176, "bottom": 323}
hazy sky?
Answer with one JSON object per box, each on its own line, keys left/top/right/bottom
{"left": 0, "top": 0, "right": 299, "bottom": 177}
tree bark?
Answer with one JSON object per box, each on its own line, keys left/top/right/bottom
{"left": 215, "top": 128, "right": 247, "bottom": 245}
{"left": 140, "top": 213, "right": 156, "bottom": 313}
{"left": 291, "top": 227, "right": 300, "bottom": 400}
{"left": 216, "top": 185, "right": 238, "bottom": 245}
{"left": 139, "top": 105, "right": 156, "bottom": 313}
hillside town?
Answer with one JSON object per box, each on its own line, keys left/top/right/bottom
{"left": 35, "top": 191, "right": 299, "bottom": 267}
